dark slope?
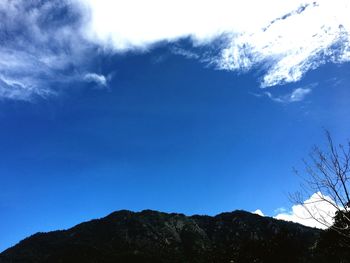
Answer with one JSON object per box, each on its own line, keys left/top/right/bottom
{"left": 0, "top": 210, "right": 320, "bottom": 263}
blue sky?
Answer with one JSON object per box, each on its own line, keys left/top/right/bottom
{"left": 1, "top": 0, "right": 350, "bottom": 252}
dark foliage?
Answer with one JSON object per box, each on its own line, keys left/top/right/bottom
{"left": 312, "top": 210, "right": 350, "bottom": 263}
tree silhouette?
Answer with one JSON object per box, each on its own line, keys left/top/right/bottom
{"left": 292, "top": 131, "right": 350, "bottom": 242}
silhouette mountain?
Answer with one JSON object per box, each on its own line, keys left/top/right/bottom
{"left": 0, "top": 210, "right": 320, "bottom": 263}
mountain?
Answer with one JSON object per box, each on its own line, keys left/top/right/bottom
{"left": 0, "top": 210, "right": 320, "bottom": 263}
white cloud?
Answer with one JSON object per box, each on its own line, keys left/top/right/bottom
{"left": 2, "top": 0, "right": 350, "bottom": 100}
{"left": 77, "top": 0, "right": 350, "bottom": 87}
{"left": 274, "top": 192, "right": 338, "bottom": 229}
{"left": 265, "top": 87, "right": 313, "bottom": 103}
{"left": 253, "top": 209, "right": 264, "bottom": 217}
{"left": 84, "top": 73, "right": 108, "bottom": 87}
{"left": 77, "top": 0, "right": 301, "bottom": 50}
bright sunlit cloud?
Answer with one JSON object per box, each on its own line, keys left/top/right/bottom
{"left": 78, "top": 0, "right": 296, "bottom": 50}
{"left": 79, "top": 0, "right": 350, "bottom": 87}
{"left": 274, "top": 192, "right": 338, "bottom": 229}
{"left": 253, "top": 209, "right": 265, "bottom": 217}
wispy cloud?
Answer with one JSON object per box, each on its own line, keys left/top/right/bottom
{"left": 0, "top": 0, "right": 96, "bottom": 100}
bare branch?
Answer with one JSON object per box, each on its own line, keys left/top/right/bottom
{"left": 292, "top": 131, "right": 350, "bottom": 242}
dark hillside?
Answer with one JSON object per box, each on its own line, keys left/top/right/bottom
{"left": 0, "top": 210, "right": 320, "bottom": 263}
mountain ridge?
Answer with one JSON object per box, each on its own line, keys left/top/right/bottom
{"left": 0, "top": 209, "right": 321, "bottom": 263}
